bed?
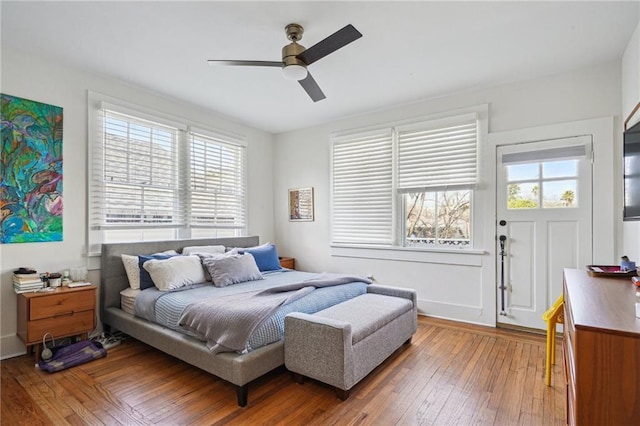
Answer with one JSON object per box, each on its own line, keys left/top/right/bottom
{"left": 100, "top": 236, "right": 367, "bottom": 406}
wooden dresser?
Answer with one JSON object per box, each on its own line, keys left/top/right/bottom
{"left": 563, "top": 269, "right": 640, "bottom": 425}
{"left": 17, "top": 285, "right": 97, "bottom": 360}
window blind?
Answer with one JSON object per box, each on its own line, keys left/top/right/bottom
{"left": 331, "top": 129, "right": 393, "bottom": 245}
{"left": 188, "top": 130, "right": 246, "bottom": 230}
{"left": 501, "top": 145, "right": 586, "bottom": 165}
{"left": 90, "top": 108, "right": 184, "bottom": 229}
{"left": 397, "top": 114, "right": 478, "bottom": 192}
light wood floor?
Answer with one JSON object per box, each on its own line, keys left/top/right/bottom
{"left": 1, "top": 316, "right": 565, "bottom": 425}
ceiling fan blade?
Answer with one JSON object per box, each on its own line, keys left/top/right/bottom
{"left": 207, "top": 60, "right": 283, "bottom": 67}
{"left": 298, "top": 72, "right": 326, "bottom": 102}
{"left": 296, "top": 24, "right": 362, "bottom": 65}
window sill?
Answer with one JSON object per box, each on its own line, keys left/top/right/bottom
{"left": 330, "top": 244, "right": 485, "bottom": 267}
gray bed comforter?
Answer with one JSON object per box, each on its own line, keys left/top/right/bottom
{"left": 178, "top": 273, "right": 371, "bottom": 353}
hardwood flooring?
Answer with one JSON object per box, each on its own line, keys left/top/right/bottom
{"left": 1, "top": 316, "right": 565, "bottom": 425}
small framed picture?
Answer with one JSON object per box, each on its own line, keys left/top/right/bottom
{"left": 289, "top": 187, "right": 314, "bottom": 221}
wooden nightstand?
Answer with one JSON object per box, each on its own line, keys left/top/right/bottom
{"left": 17, "top": 285, "right": 97, "bottom": 360}
{"left": 279, "top": 257, "right": 295, "bottom": 270}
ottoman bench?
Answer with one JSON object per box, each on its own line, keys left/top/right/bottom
{"left": 284, "top": 284, "right": 417, "bottom": 400}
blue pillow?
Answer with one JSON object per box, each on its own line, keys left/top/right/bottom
{"left": 238, "top": 244, "right": 282, "bottom": 272}
{"left": 138, "top": 253, "right": 177, "bottom": 290}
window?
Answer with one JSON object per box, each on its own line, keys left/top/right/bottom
{"left": 331, "top": 111, "right": 480, "bottom": 249}
{"left": 188, "top": 130, "right": 246, "bottom": 231}
{"left": 89, "top": 97, "right": 246, "bottom": 251}
{"left": 93, "top": 109, "right": 184, "bottom": 229}
{"left": 404, "top": 190, "right": 471, "bottom": 247}
{"left": 502, "top": 145, "right": 584, "bottom": 210}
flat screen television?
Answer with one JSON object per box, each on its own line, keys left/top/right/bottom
{"left": 624, "top": 119, "right": 640, "bottom": 220}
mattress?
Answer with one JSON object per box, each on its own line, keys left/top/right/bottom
{"left": 120, "top": 287, "right": 140, "bottom": 315}
{"left": 134, "top": 270, "right": 367, "bottom": 352}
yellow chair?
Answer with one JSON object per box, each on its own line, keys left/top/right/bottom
{"left": 542, "top": 294, "right": 564, "bottom": 386}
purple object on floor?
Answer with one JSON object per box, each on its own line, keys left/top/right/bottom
{"left": 37, "top": 340, "right": 106, "bottom": 373}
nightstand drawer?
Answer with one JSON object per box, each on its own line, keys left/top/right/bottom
{"left": 27, "top": 310, "right": 95, "bottom": 343}
{"left": 279, "top": 257, "right": 295, "bottom": 269}
{"left": 30, "top": 291, "right": 94, "bottom": 320}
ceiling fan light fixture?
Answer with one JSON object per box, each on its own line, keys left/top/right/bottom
{"left": 282, "top": 64, "right": 308, "bottom": 81}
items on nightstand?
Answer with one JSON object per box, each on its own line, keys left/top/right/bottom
{"left": 62, "top": 270, "right": 71, "bottom": 286}
{"left": 69, "top": 266, "right": 88, "bottom": 282}
{"left": 12, "top": 268, "right": 44, "bottom": 293}
{"left": 48, "top": 273, "right": 62, "bottom": 288}
{"left": 68, "top": 282, "right": 92, "bottom": 288}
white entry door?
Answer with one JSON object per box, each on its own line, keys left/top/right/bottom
{"left": 496, "top": 136, "right": 593, "bottom": 330}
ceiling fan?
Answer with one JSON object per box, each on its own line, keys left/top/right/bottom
{"left": 207, "top": 23, "right": 362, "bottom": 102}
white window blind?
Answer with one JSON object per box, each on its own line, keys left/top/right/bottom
{"left": 397, "top": 114, "right": 478, "bottom": 192}
{"left": 501, "top": 145, "right": 586, "bottom": 165}
{"left": 331, "top": 129, "right": 393, "bottom": 245}
{"left": 188, "top": 130, "right": 246, "bottom": 230}
{"left": 91, "top": 108, "right": 184, "bottom": 229}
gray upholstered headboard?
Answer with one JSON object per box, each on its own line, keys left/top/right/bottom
{"left": 100, "top": 236, "right": 260, "bottom": 323}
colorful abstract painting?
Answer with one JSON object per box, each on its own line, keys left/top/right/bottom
{"left": 1, "top": 94, "right": 63, "bottom": 243}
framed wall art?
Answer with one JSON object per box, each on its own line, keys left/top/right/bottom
{"left": 1, "top": 93, "right": 63, "bottom": 243}
{"left": 289, "top": 187, "right": 314, "bottom": 221}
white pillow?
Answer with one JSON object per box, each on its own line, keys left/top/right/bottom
{"left": 121, "top": 250, "right": 178, "bottom": 290}
{"left": 202, "top": 253, "right": 263, "bottom": 287}
{"left": 182, "top": 245, "right": 226, "bottom": 255}
{"left": 143, "top": 255, "right": 206, "bottom": 291}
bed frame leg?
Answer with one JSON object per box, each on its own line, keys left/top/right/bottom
{"left": 404, "top": 337, "right": 412, "bottom": 345}
{"left": 336, "top": 388, "right": 350, "bottom": 401}
{"left": 236, "top": 384, "right": 249, "bottom": 407}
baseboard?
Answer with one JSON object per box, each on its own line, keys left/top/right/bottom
{"left": 417, "top": 298, "right": 490, "bottom": 327}
{"left": 1, "top": 334, "right": 26, "bottom": 360}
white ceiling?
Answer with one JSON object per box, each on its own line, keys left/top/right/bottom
{"left": 2, "top": 1, "right": 638, "bottom": 134}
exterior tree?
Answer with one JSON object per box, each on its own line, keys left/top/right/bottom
{"left": 561, "top": 190, "right": 575, "bottom": 206}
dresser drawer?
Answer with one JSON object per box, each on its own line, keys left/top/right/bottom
{"left": 27, "top": 310, "right": 95, "bottom": 343}
{"left": 30, "top": 289, "right": 95, "bottom": 320}
{"left": 279, "top": 257, "right": 295, "bottom": 269}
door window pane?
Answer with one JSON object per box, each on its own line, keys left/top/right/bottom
{"left": 507, "top": 163, "right": 539, "bottom": 181}
{"left": 507, "top": 183, "right": 539, "bottom": 209}
{"left": 542, "top": 160, "right": 577, "bottom": 179}
{"left": 543, "top": 180, "right": 577, "bottom": 208}
{"left": 506, "top": 159, "right": 579, "bottom": 210}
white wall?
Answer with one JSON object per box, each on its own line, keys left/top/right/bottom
{"left": 0, "top": 48, "right": 275, "bottom": 359}
{"left": 274, "top": 61, "right": 622, "bottom": 327}
{"left": 622, "top": 20, "right": 640, "bottom": 262}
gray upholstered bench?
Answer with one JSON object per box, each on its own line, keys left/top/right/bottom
{"left": 284, "top": 284, "right": 417, "bottom": 400}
